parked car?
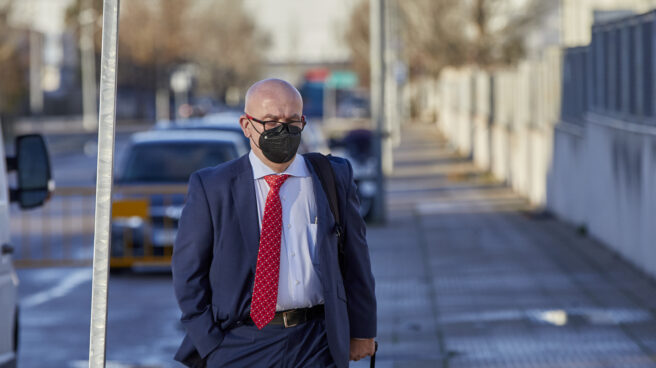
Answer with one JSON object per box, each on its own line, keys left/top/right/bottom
{"left": 154, "top": 111, "right": 248, "bottom": 145}
{"left": 155, "top": 111, "right": 330, "bottom": 155}
{"left": 110, "top": 129, "right": 248, "bottom": 270}
{"left": 328, "top": 129, "right": 378, "bottom": 221}
{"left": 0, "top": 126, "right": 53, "bottom": 368}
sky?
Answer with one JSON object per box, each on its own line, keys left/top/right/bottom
{"left": 243, "top": 0, "right": 357, "bottom": 63}
{"left": 9, "top": 0, "right": 75, "bottom": 68}
{"left": 13, "top": 0, "right": 358, "bottom": 64}
{"left": 9, "top": 0, "right": 74, "bottom": 34}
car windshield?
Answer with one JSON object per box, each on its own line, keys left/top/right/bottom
{"left": 120, "top": 141, "right": 237, "bottom": 183}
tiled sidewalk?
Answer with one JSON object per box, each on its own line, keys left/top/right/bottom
{"left": 356, "top": 123, "right": 656, "bottom": 368}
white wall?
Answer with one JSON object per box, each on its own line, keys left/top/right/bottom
{"left": 435, "top": 53, "right": 560, "bottom": 207}
{"left": 549, "top": 114, "right": 656, "bottom": 279}
{"left": 431, "top": 46, "right": 656, "bottom": 278}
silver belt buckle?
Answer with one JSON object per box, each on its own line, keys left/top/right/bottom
{"left": 282, "top": 310, "right": 299, "bottom": 328}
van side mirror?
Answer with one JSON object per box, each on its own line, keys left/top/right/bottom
{"left": 8, "top": 134, "right": 54, "bottom": 209}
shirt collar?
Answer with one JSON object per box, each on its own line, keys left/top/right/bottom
{"left": 248, "top": 150, "right": 309, "bottom": 180}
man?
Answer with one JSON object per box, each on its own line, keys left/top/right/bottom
{"left": 172, "top": 78, "right": 377, "bottom": 367}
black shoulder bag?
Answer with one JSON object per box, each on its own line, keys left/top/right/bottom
{"left": 303, "top": 152, "right": 346, "bottom": 279}
{"left": 303, "top": 152, "right": 378, "bottom": 367}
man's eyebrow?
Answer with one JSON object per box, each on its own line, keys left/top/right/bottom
{"left": 261, "top": 113, "right": 301, "bottom": 120}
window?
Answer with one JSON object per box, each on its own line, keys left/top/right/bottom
{"left": 121, "top": 141, "right": 238, "bottom": 183}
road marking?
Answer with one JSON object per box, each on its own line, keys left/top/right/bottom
{"left": 21, "top": 268, "right": 92, "bottom": 308}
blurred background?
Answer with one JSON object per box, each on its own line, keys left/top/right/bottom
{"left": 2, "top": 0, "right": 656, "bottom": 367}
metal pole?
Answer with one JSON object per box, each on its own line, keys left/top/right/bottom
{"left": 370, "top": 0, "right": 386, "bottom": 224}
{"left": 29, "top": 0, "right": 43, "bottom": 115}
{"left": 389, "top": 0, "right": 402, "bottom": 148}
{"left": 88, "top": 0, "right": 120, "bottom": 367}
{"left": 382, "top": 0, "right": 397, "bottom": 175}
{"left": 80, "top": 0, "right": 98, "bottom": 132}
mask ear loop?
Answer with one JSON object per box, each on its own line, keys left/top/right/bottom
{"left": 247, "top": 117, "right": 301, "bottom": 150}
{"left": 247, "top": 119, "right": 264, "bottom": 150}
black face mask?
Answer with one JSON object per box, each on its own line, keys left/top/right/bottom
{"left": 250, "top": 122, "right": 302, "bottom": 163}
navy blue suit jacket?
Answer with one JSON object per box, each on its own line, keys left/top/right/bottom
{"left": 171, "top": 154, "right": 377, "bottom": 368}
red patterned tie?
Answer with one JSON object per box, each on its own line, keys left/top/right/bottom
{"left": 250, "top": 174, "right": 290, "bottom": 329}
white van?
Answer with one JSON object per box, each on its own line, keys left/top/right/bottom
{"left": 0, "top": 122, "right": 53, "bottom": 368}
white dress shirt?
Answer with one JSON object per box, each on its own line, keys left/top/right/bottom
{"left": 249, "top": 151, "right": 325, "bottom": 311}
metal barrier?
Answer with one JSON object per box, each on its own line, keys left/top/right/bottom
{"left": 563, "top": 10, "right": 656, "bottom": 124}
{"left": 562, "top": 46, "right": 589, "bottom": 123}
{"left": 10, "top": 184, "right": 187, "bottom": 268}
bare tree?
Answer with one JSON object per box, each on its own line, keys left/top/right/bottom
{"left": 344, "top": 0, "right": 370, "bottom": 87}
{"left": 116, "top": 0, "right": 194, "bottom": 110}
{"left": 187, "top": 0, "right": 270, "bottom": 99}
{"left": 0, "top": 0, "right": 28, "bottom": 118}
{"left": 65, "top": 0, "right": 268, "bottom": 107}
{"left": 399, "top": 0, "right": 469, "bottom": 77}
{"left": 469, "top": 0, "right": 554, "bottom": 65}
{"left": 344, "top": 0, "right": 553, "bottom": 83}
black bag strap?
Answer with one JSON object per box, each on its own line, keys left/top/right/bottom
{"left": 303, "top": 152, "right": 346, "bottom": 278}
{"left": 304, "top": 153, "right": 379, "bottom": 361}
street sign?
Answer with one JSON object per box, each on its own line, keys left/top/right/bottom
{"left": 325, "top": 70, "right": 359, "bottom": 89}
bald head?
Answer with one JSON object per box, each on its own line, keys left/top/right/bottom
{"left": 239, "top": 78, "right": 305, "bottom": 169}
{"left": 244, "top": 78, "right": 303, "bottom": 120}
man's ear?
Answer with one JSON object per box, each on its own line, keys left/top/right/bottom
{"left": 239, "top": 116, "right": 251, "bottom": 138}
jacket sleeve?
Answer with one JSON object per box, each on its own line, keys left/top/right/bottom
{"left": 171, "top": 171, "right": 224, "bottom": 358}
{"left": 340, "top": 159, "right": 377, "bottom": 339}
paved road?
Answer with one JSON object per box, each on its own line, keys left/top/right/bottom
{"left": 17, "top": 267, "right": 181, "bottom": 368}
{"left": 15, "top": 123, "right": 656, "bottom": 367}
{"left": 44, "top": 131, "right": 134, "bottom": 187}
{"left": 367, "top": 123, "right": 656, "bottom": 368}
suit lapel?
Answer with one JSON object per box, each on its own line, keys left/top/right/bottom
{"left": 232, "top": 154, "right": 337, "bottom": 278}
{"left": 232, "top": 155, "right": 260, "bottom": 272}
{"left": 305, "top": 158, "right": 336, "bottom": 280}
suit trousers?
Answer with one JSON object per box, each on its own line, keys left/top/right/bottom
{"left": 205, "top": 318, "right": 337, "bottom": 368}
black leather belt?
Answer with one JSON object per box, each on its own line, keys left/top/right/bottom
{"left": 245, "top": 304, "right": 325, "bottom": 328}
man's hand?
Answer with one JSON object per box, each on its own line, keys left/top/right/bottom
{"left": 349, "top": 338, "right": 376, "bottom": 361}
